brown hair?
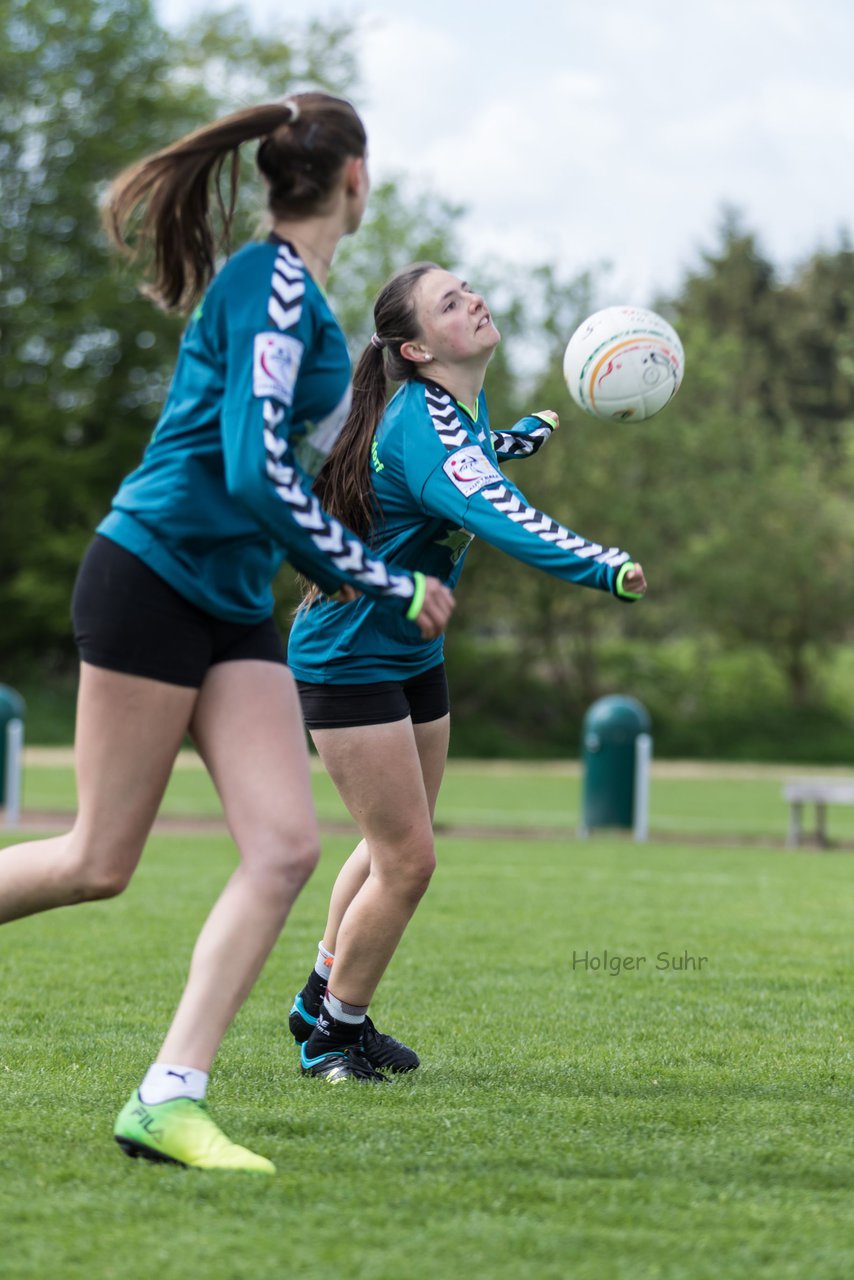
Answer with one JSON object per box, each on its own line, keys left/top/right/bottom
{"left": 314, "top": 261, "right": 440, "bottom": 539}
{"left": 298, "top": 262, "right": 440, "bottom": 608}
{"left": 102, "top": 92, "right": 367, "bottom": 313}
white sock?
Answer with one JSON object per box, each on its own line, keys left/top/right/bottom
{"left": 323, "top": 989, "right": 368, "bottom": 1025}
{"left": 314, "top": 941, "right": 335, "bottom": 980}
{"left": 139, "top": 1062, "right": 209, "bottom": 1105}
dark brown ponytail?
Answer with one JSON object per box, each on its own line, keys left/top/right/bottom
{"left": 102, "top": 93, "right": 366, "bottom": 313}
{"left": 314, "top": 262, "right": 441, "bottom": 532}
{"left": 299, "top": 262, "right": 440, "bottom": 606}
{"left": 314, "top": 342, "right": 390, "bottom": 541}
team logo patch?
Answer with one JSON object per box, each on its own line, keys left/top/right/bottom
{"left": 253, "top": 332, "right": 304, "bottom": 405}
{"left": 442, "top": 445, "right": 502, "bottom": 498}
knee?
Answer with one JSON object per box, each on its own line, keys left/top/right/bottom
{"left": 58, "top": 823, "right": 143, "bottom": 903}
{"left": 287, "top": 831, "right": 322, "bottom": 888}
{"left": 387, "top": 842, "right": 437, "bottom": 906}
{"left": 240, "top": 824, "right": 321, "bottom": 894}
{"left": 65, "top": 853, "right": 134, "bottom": 903}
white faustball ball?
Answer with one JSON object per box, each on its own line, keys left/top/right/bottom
{"left": 563, "top": 305, "right": 684, "bottom": 422}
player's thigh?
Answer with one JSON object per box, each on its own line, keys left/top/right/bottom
{"left": 72, "top": 661, "right": 197, "bottom": 864}
{"left": 412, "top": 713, "right": 450, "bottom": 819}
{"left": 310, "top": 718, "right": 433, "bottom": 850}
{"left": 190, "top": 659, "right": 318, "bottom": 868}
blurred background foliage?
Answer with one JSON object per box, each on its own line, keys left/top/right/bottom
{"left": 3, "top": 0, "right": 854, "bottom": 758}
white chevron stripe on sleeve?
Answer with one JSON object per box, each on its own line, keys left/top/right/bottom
{"left": 257, "top": 248, "right": 414, "bottom": 603}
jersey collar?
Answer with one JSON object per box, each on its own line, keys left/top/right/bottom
{"left": 420, "top": 377, "right": 480, "bottom": 424}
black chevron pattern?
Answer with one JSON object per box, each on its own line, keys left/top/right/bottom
{"left": 264, "top": 449, "right": 413, "bottom": 597}
{"left": 262, "top": 249, "right": 413, "bottom": 602}
{"left": 491, "top": 423, "right": 552, "bottom": 458}
{"left": 267, "top": 244, "right": 305, "bottom": 330}
{"left": 421, "top": 386, "right": 628, "bottom": 570}
{"left": 424, "top": 386, "right": 469, "bottom": 450}
{"left": 480, "top": 484, "right": 631, "bottom": 567}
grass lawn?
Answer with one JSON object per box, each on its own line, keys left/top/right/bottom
{"left": 17, "top": 750, "right": 854, "bottom": 844}
{"left": 2, "top": 766, "right": 854, "bottom": 1278}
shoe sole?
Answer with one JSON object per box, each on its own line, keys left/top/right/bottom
{"left": 115, "top": 1135, "right": 187, "bottom": 1167}
{"left": 299, "top": 1047, "right": 387, "bottom": 1083}
{"left": 300, "top": 1066, "right": 386, "bottom": 1083}
{"left": 116, "top": 1134, "right": 273, "bottom": 1173}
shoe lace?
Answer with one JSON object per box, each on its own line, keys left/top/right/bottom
{"left": 361, "top": 1017, "right": 401, "bottom": 1052}
{"left": 343, "top": 1046, "right": 386, "bottom": 1081}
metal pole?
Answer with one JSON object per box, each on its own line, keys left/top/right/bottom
{"left": 4, "top": 717, "right": 23, "bottom": 830}
{"left": 633, "top": 732, "right": 652, "bottom": 843}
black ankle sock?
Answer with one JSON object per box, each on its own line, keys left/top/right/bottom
{"left": 301, "top": 969, "right": 328, "bottom": 1016}
{"left": 306, "top": 1006, "right": 364, "bottom": 1054}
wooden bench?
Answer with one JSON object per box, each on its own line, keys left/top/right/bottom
{"left": 782, "top": 778, "right": 854, "bottom": 848}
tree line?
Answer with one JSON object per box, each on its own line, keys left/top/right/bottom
{"left": 3, "top": 0, "right": 854, "bottom": 758}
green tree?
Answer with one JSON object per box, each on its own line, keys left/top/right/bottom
{"left": 444, "top": 260, "right": 653, "bottom": 718}
{"left": 0, "top": 0, "right": 355, "bottom": 666}
{"left": 664, "top": 218, "right": 854, "bottom": 707}
{"left": 779, "top": 237, "right": 854, "bottom": 461}
{"left": 677, "top": 424, "right": 854, "bottom": 706}
{"left": 329, "top": 177, "right": 465, "bottom": 353}
{"left": 1, "top": 0, "right": 188, "bottom": 659}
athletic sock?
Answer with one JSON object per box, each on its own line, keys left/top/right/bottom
{"left": 299, "top": 969, "right": 327, "bottom": 1017}
{"left": 138, "top": 1062, "right": 209, "bottom": 1105}
{"left": 305, "top": 990, "right": 367, "bottom": 1055}
{"left": 314, "top": 941, "right": 335, "bottom": 980}
{"left": 299, "top": 943, "right": 334, "bottom": 1017}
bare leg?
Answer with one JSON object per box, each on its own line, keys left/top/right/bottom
{"left": 157, "top": 660, "right": 320, "bottom": 1071}
{"left": 310, "top": 714, "right": 450, "bottom": 1005}
{"left": 320, "top": 716, "right": 449, "bottom": 952}
{"left": 0, "top": 664, "right": 195, "bottom": 924}
{"left": 320, "top": 840, "right": 369, "bottom": 954}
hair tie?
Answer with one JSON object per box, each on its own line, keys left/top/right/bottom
{"left": 282, "top": 97, "right": 300, "bottom": 123}
{"left": 370, "top": 333, "right": 385, "bottom": 350}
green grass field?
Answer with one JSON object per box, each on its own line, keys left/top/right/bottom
{"left": 2, "top": 759, "right": 854, "bottom": 1279}
{"left": 17, "top": 750, "right": 854, "bottom": 843}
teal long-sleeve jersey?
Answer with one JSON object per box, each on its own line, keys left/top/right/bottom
{"left": 97, "top": 237, "right": 416, "bottom": 624}
{"left": 287, "top": 378, "right": 637, "bottom": 684}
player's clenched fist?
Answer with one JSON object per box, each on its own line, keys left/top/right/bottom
{"left": 413, "top": 577, "right": 455, "bottom": 639}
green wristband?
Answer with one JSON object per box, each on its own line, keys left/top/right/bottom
{"left": 531, "top": 411, "right": 557, "bottom": 430}
{"left": 405, "top": 571, "right": 427, "bottom": 620}
{"left": 615, "top": 561, "right": 644, "bottom": 600}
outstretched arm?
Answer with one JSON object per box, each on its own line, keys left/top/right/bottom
{"left": 418, "top": 436, "right": 644, "bottom": 600}
{"left": 490, "top": 410, "right": 559, "bottom": 461}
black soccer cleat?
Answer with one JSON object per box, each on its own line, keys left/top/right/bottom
{"left": 300, "top": 1043, "right": 387, "bottom": 1083}
{"left": 289, "top": 994, "right": 419, "bottom": 1073}
{"left": 360, "top": 1016, "right": 420, "bottom": 1074}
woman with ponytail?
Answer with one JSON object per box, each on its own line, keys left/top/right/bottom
{"left": 285, "top": 263, "right": 647, "bottom": 1082}
{"left": 0, "top": 97, "right": 453, "bottom": 1173}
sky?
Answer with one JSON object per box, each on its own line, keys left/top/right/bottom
{"left": 155, "top": 0, "right": 854, "bottom": 305}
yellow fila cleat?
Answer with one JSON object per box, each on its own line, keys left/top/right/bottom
{"left": 114, "top": 1091, "right": 274, "bottom": 1174}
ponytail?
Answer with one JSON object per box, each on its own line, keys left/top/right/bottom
{"left": 102, "top": 93, "right": 366, "bottom": 313}
{"left": 300, "top": 261, "right": 442, "bottom": 607}
{"left": 313, "top": 343, "right": 389, "bottom": 539}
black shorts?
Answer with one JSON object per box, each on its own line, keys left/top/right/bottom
{"left": 297, "top": 662, "right": 450, "bottom": 730}
{"left": 71, "top": 535, "right": 285, "bottom": 688}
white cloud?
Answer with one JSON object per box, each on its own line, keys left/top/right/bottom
{"left": 153, "top": 0, "right": 854, "bottom": 300}
{"left": 357, "top": 14, "right": 465, "bottom": 139}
